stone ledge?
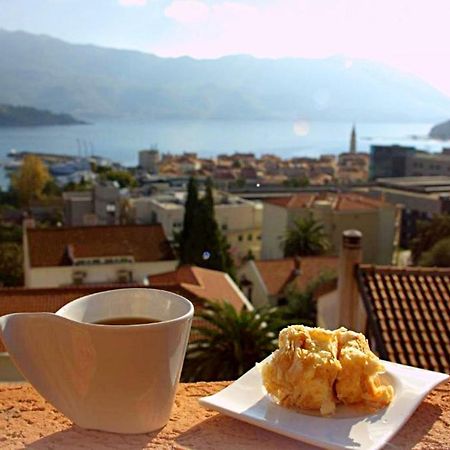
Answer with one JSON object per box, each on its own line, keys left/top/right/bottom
{"left": 1, "top": 381, "right": 450, "bottom": 449}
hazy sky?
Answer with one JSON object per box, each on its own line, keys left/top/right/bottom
{"left": 2, "top": 0, "right": 450, "bottom": 96}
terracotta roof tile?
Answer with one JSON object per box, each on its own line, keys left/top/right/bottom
{"left": 254, "top": 256, "right": 338, "bottom": 296}
{"left": 357, "top": 265, "right": 450, "bottom": 373}
{"left": 264, "top": 194, "right": 314, "bottom": 209}
{"left": 149, "top": 265, "right": 248, "bottom": 311}
{"left": 265, "top": 193, "right": 386, "bottom": 211}
{"left": 27, "top": 224, "right": 175, "bottom": 267}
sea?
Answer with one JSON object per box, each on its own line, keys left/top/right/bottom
{"left": 1, "top": 118, "right": 449, "bottom": 188}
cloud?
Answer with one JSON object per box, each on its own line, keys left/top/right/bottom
{"left": 118, "top": 0, "right": 147, "bottom": 6}
{"left": 164, "top": 0, "right": 210, "bottom": 24}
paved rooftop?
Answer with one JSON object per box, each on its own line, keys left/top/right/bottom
{"left": 1, "top": 381, "right": 449, "bottom": 449}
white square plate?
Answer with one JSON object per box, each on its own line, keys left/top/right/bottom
{"left": 199, "top": 357, "right": 449, "bottom": 450}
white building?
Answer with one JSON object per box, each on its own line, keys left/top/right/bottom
{"left": 131, "top": 191, "right": 263, "bottom": 262}
{"left": 23, "top": 222, "right": 178, "bottom": 288}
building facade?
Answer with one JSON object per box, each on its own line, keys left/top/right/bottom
{"left": 63, "top": 182, "right": 121, "bottom": 226}
{"left": 366, "top": 176, "right": 450, "bottom": 247}
{"left": 131, "top": 192, "right": 263, "bottom": 261}
{"left": 370, "top": 145, "right": 450, "bottom": 180}
{"left": 23, "top": 223, "right": 178, "bottom": 288}
{"left": 261, "top": 193, "right": 400, "bottom": 264}
{"left": 139, "top": 149, "right": 160, "bottom": 174}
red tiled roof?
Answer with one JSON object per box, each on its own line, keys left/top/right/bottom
{"left": 264, "top": 194, "right": 314, "bottom": 209}
{"left": 357, "top": 265, "right": 450, "bottom": 373}
{"left": 149, "top": 265, "right": 248, "bottom": 311}
{"left": 265, "top": 193, "right": 386, "bottom": 211}
{"left": 334, "top": 194, "right": 385, "bottom": 211}
{"left": 254, "top": 256, "right": 338, "bottom": 297}
{"left": 26, "top": 224, "right": 175, "bottom": 267}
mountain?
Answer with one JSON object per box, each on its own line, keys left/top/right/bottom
{"left": 1, "top": 29, "right": 450, "bottom": 122}
{"left": 0, "top": 104, "right": 86, "bottom": 126}
{"left": 429, "top": 119, "right": 450, "bottom": 140}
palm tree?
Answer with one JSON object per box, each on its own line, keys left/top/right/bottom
{"left": 182, "top": 301, "right": 277, "bottom": 382}
{"left": 283, "top": 215, "right": 330, "bottom": 257}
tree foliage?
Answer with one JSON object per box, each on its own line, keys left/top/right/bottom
{"left": 283, "top": 214, "right": 330, "bottom": 257}
{"left": 178, "top": 177, "right": 235, "bottom": 277}
{"left": 95, "top": 165, "right": 137, "bottom": 188}
{"left": 12, "top": 155, "right": 50, "bottom": 207}
{"left": 410, "top": 214, "right": 450, "bottom": 264}
{"left": 282, "top": 176, "right": 310, "bottom": 187}
{"left": 419, "top": 237, "right": 450, "bottom": 267}
{"left": 0, "top": 242, "right": 23, "bottom": 286}
{"left": 275, "top": 270, "right": 337, "bottom": 330}
{"left": 182, "top": 301, "right": 277, "bottom": 382}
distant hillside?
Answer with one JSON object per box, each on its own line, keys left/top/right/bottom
{"left": 1, "top": 29, "right": 450, "bottom": 122}
{"left": 0, "top": 104, "right": 86, "bottom": 126}
{"left": 429, "top": 119, "right": 450, "bottom": 140}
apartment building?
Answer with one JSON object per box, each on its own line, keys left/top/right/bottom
{"left": 370, "top": 145, "right": 450, "bottom": 180}
{"left": 261, "top": 192, "right": 399, "bottom": 264}
{"left": 364, "top": 176, "right": 450, "bottom": 247}
{"left": 63, "top": 182, "right": 121, "bottom": 226}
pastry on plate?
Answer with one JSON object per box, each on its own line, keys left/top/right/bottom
{"left": 261, "top": 325, "right": 393, "bottom": 415}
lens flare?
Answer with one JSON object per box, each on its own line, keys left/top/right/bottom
{"left": 293, "top": 120, "right": 310, "bottom": 136}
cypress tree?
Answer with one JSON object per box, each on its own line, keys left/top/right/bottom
{"left": 179, "top": 177, "right": 236, "bottom": 277}
{"left": 197, "top": 177, "right": 225, "bottom": 271}
{"left": 180, "top": 176, "right": 199, "bottom": 264}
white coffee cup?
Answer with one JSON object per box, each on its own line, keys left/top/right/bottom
{"left": 0, "top": 288, "right": 194, "bottom": 433}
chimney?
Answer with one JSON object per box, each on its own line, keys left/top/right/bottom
{"left": 337, "top": 230, "right": 365, "bottom": 332}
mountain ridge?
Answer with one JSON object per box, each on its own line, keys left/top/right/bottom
{"left": 1, "top": 29, "right": 449, "bottom": 122}
{"left": 0, "top": 104, "right": 86, "bottom": 127}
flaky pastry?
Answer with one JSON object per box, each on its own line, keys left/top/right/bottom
{"left": 261, "top": 325, "right": 393, "bottom": 415}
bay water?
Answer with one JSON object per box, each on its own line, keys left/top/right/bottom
{"left": 0, "top": 118, "right": 448, "bottom": 188}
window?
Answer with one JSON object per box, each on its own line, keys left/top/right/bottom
{"left": 222, "top": 223, "right": 228, "bottom": 231}
{"left": 247, "top": 233, "right": 253, "bottom": 241}
{"left": 73, "top": 271, "right": 86, "bottom": 285}
{"left": 238, "top": 235, "right": 243, "bottom": 241}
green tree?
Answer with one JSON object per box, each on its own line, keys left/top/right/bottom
{"left": 0, "top": 224, "right": 22, "bottom": 244}
{"left": 101, "top": 169, "right": 137, "bottom": 188}
{"left": 12, "top": 155, "right": 50, "bottom": 207}
{"left": 0, "top": 242, "right": 23, "bottom": 286}
{"left": 182, "top": 301, "right": 277, "bottom": 381}
{"left": 43, "top": 178, "right": 62, "bottom": 197}
{"left": 410, "top": 214, "right": 450, "bottom": 264}
{"left": 179, "top": 176, "right": 200, "bottom": 264}
{"left": 282, "top": 176, "right": 310, "bottom": 187}
{"left": 275, "top": 271, "right": 337, "bottom": 330}
{"left": 419, "top": 237, "right": 450, "bottom": 267}
{"left": 196, "top": 177, "right": 227, "bottom": 271}
{"left": 283, "top": 215, "right": 330, "bottom": 257}
{"left": 178, "top": 177, "right": 235, "bottom": 277}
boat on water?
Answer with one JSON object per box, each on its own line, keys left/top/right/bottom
{"left": 2, "top": 159, "right": 22, "bottom": 171}
{"left": 50, "top": 158, "right": 91, "bottom": 176}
